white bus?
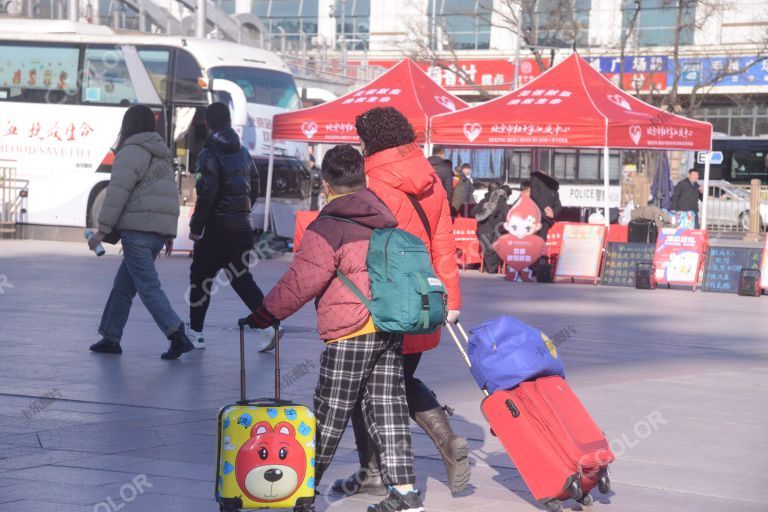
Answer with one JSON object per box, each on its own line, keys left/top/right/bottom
{"left": 0, "top": 20, "right": 310, "bottom": 231}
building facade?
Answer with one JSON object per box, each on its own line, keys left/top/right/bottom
{"left": 241, "top": 0, "right": 767, "bottom": 137}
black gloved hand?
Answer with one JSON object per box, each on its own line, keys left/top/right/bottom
{"left": 240, "top": 305, "right": 278, "bottom": 330}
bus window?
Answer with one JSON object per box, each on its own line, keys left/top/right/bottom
{"left": 173, "top": 49, "right": 206, "bottom": 104}
{"left": 138, "top": 48, "right": 171, "bottom": 101}
{"left": 0, "top": 43, "right": 79, "bottom": 104}
{"left": 731, "top": 150, "right": 767, "bottom": 179}
{"left": 82, "top": 46, "right": 137, "bottom": 105}
{"left": 208, "top": 66, "right": 301, "bottom": 110}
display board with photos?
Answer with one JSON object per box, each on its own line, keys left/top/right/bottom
{"left": 555, "top": 224, "right": 607, "bottom": 283}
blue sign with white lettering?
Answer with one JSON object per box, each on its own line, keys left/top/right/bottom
{"left": 675, "top": 57, "right": 768, "bottom": 87}
{"left": 582, "top": 55, "right": 767, "bottom": 88}
{"left": 584, "top": 56, "right": 668, "bottom": 74}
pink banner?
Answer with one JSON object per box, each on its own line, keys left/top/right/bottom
{"left": 653, "top": 229, "right": 708, "bottom": 288}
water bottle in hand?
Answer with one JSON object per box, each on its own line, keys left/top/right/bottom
{"left": 84, "top": 229, "right": 106, "bottom": 257}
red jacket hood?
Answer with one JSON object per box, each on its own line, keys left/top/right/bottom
{"left": 365, "top": 143, "right": 435, "bottom": 196}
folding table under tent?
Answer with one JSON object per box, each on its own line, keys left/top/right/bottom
{"left": 261, "top": 58, "right": 469, "bottom": 231}
{"left": 429, "top": 53, "right": 714, "bottom": 227}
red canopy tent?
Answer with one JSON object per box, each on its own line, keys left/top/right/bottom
{"left": 261, "top": 58, "right": 468, "bottom": 230}
{"left": 430, "top": 54, "right": 714, "bottom": 227}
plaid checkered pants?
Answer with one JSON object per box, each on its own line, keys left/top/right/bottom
{"left": 313, "top": 331, "right": 415, "bottom": 486}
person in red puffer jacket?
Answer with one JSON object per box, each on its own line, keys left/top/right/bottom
{"left": 243, "top": 144, "right": 424, "bottom": 512}
{"left": 332, "top": 107, "right": 469, "bottom": 498}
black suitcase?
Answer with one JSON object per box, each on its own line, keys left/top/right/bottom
{"left": 628, "top": 219, "right": 658, "bottom": 244}
{"left": 536, "top": 255, "right": 557, "bottom": 283}
{"left": 635, "top": 262, "right": 656, "bottom": 289}
{"left": 738, "top": 269, "right": 761, "bottom": 297}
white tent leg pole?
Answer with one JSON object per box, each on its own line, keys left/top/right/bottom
{"left": 701, "top": 153, "right": 711, "bottom": 230}
{"left": 262, "top": 140, "right": 276, "bottom": 233}
{"left": 603, "top": 146, "right": 610, "bottom": 228}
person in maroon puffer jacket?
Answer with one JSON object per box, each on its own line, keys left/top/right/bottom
{"left": 333, "top": 107, "right": 469, "bottom": 499}
{"left": 243, "top": 144, "right": 424, "bottom": 512}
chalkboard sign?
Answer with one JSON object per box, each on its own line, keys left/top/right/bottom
{"left": 703, "top": 246, "right": 762, "bottom": 293}
{"left": 601, "top": 242, "right": 656, "bottom": 287}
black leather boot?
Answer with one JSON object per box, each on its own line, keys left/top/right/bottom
{"left": 331, "top": 412, "right": 387, "bottom": 496}
{"left": 414, "top": 406, "right": 471, "bottom": 494}
{"left": 161, "top": 324, "right": 195, "bottom": 360}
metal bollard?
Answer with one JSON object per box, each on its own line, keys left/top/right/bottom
{"left": 745, "top": 179, "right": 761, "bottom": 242}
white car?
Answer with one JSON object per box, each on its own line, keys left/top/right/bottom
{"left": 703, "top": 180, "right": 767, "bottom": 230}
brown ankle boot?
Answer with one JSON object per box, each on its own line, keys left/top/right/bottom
{"left": 414, "top": 406, "right": 471, "bottom": 493}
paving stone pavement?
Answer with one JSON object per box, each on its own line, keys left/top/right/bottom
{"left": 0, "top": 240, "right": 766, "bottom": 512}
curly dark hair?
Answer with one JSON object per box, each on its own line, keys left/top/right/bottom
{"left": 355, "top": 107, "right": 416, "bottom": 157}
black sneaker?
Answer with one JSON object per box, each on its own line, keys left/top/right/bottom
{"left": 367, "top": 488, "right": 424, "bottom": 512}
{"left": 90, "top": 339, "right": 122, "bottom": 354}
{"left": 161, "top": 325, "right": 195, "bottom": 360}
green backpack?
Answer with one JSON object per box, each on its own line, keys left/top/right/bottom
{"left": 322, "top": 198, "right": 447, "bottom": 334}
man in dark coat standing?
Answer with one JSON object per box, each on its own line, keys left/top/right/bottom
{"left": 671, "top": 168, "right": 703, "bottom": 227}
{"left": 530, "top": 169, "right": 562, "bottom": 240}
{"left": 451, "top": 163, "right": 475, "bottom": 217}
{"left": 427, "top": 145, "right": 454, "bottom": 205}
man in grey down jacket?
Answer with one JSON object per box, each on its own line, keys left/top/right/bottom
{"left": 187, "top": 103, "right": 278, "bottom": 351}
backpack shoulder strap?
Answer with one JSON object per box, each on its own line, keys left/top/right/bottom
{"left": 317, "top": 214, "right": 372, "bottom": 310}
{"left": 335, "top": 270, "right": 371, "bottom": 309}
{"left": 406, "top": 194, "right": 432, "bottom": 241}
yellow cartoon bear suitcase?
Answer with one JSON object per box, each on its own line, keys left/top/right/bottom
{"left": 215, "top": 321, "right": 316, "bottom": 511}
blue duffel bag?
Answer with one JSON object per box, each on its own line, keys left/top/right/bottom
{"left": 467, "top": 315, "right": 565, "bottom": 393}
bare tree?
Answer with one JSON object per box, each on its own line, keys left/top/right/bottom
{"left": 398, "top": 0, "right": 584, "bottom": 95}
{"left": 619, "top": 0, "right": 768, "bottom": 117}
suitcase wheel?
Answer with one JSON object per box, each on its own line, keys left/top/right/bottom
{"left": 598, "top": 475, "right": 611, "bottom": 494}
{"left": 545, "top": 500, "right": 563, "bottom": 512}
{"left": 567, "top": 480, "right": 583, "bottom": 501}
{"left": 578, "top": 494, "right": 594, "bottom": 506}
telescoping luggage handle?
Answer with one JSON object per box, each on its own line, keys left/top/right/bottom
{"left": 445, "top": 321, "right": 489, "bottom": 397}
{"left": 237, "top": 319, "right": 281, "bottom": 404}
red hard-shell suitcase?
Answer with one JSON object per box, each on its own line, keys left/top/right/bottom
{"left": 447, "top": 322, "right": 614, "bottom": 512}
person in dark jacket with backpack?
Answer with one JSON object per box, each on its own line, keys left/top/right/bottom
{"left": 427, "top": 145, "right": 454, "bottom": 205}
{"left": 187, "top": 103, "right": 277, "bottom": 351}
{"left": 671, "top": 169, "right": 703, "bottom": 227}
{"left": 530, "top": 169, "right": 562, "bottom": 240}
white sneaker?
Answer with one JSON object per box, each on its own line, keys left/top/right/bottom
{"left": 186, "top": 324, "right": 205, "bottom": 349}
{"left": 256, "top": 325, "right": 284, "bottom": 353}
